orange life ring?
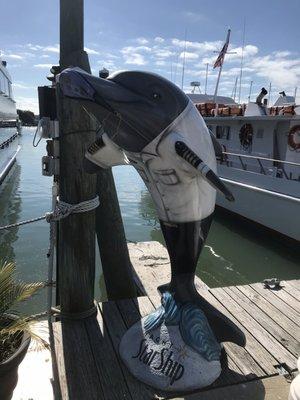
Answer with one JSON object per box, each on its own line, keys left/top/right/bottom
{"left": 288, "top": 125, "right": 300, "bottom": 150}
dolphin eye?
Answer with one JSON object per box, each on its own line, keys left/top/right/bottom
{"left": 152, "top": 92, "right": 161, "bottom": 100}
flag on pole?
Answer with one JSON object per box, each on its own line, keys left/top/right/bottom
{"left": 213, "top": 29, "right": 231, "bottom": 69}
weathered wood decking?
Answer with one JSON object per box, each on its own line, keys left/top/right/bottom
{"left": 51, "top": 241, "right": 299, "bottom": 399}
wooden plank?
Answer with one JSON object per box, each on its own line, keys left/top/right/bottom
{"left": 270, "top": 288, "right": 300, "bottom": 314}
{"left": 226, "top": 286, "right": 300, "bottom": 358}
{"left": 85, "top": 314, "right": 132, "bottom": 400}
{"left": 251, "top": 282, "right": 300, "bottom": 326}
{"left": 211, "top": 287, "right": 297, "bottom": 371}
{"left": 98, "top": 301, "right": 156, "bottom": 400}
{"left": 117, "top": 298, "right": 142, "bottom": 327}
{"left": 52, "top": 320, "right": 104, "bottom": 400}
{"left": 173, "top": 375, "right": 291, "bottom": 400}
{"left": 282, "top": 280, "right": 300, "bottom": 302}
{"left": 286, "top": 279, "right": 300, "bottom": 291}
{"left": 148, "top": 294, "right": 265, "bottom": 380}
{"left": 129, "top": 241, "right": 209, "bottom": 297}
{"left": 238, "top": 285, "right": 300, "bottom": 342}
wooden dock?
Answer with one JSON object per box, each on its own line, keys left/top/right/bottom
{"left": 51, "top": 241, "right": 299, "bottom": 399}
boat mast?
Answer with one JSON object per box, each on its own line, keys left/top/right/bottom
{"left": 204, "top": 63, "right": 209, "bottom": 94}
{"left": 268, "top": 82, "right": 272, "bottom": 105}
{"left": 248, "top": 80, "right": 253, "bottom": 102}
{"left": 238, "top": 18, "right": 246, "bottom": 104}
{"left": 232, "top": 76, "right": 238, "bottom": 101}
{"left": 181, "top": 28, "right": 187, "bottom": 90}
{"left": 294, "top": 87, "right": 298, "bottom": 103}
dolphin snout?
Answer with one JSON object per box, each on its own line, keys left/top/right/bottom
{"left": 58, "top": 67, "right": 148, "bottom": 108}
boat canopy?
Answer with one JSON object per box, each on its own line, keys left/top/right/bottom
{"left": 187, "top": 93, "right": 237, "bottom": 106}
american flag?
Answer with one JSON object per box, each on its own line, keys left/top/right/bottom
{"left": 213, "top": 29, "right": 231, "bottom": 69}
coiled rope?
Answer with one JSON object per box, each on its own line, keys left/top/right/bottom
{"left": 0, "top": 196, "right": 100, "bottom": 231}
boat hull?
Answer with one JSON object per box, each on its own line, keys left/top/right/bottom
{"left": 216, "top": 176, "right": 300, "bottom": 242}
{"left": 0, "top": 129, "right": 20, "bottom": 185}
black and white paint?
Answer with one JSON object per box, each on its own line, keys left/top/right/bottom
{"left": 58, "top": 68, "right": 246, "bottom": 391}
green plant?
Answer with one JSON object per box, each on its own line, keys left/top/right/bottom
{"left": 0, "top": 261, "right": 48, "bottom": 363}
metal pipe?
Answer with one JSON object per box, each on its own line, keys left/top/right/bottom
{"left": 205, "top": 63, "right": 208, "bottom": 94}
{"left": 256, "top": 87, "right": 268, "bottom": 104}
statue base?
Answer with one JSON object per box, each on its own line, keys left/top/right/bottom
{"left": 119, "top": 317, "right": 221, "bottom": 392}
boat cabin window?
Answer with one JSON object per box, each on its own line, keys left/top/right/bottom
{"left": 216, "top": 126, "right": 231, "bottom": 140}
{"left": 256, "top": 128, "right": 264, "bottom": 138}
{"left": 0, "top": 71, "right": 10, "bottom": 97}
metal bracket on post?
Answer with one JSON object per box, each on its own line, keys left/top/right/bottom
{"left": 42, "top": 156, "right": 59, "bottom": 176}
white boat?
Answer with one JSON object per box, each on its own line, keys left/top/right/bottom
{"left": 0, "top": 58, "right": 21, "bottom": 184}
{"left": 188, "top": 90, "right": 300, "bottom": 242}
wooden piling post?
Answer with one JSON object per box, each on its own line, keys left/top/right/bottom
{"left": 95, "top": 169, "right": 136, "bottom": 300}
{"left": 57, "top": 0, "right": 96, "bottom": 314}
{"left": 57, "top": 0, "right": 136, "bottom": 312}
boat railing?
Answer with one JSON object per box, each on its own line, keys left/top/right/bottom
{"left": 219, "top": 151, "right": 300, "bottom": 180}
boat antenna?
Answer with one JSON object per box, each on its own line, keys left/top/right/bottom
{"left": 181, "top": 28, "right": 187, "bottom": 90}
{"left": 232, "top": 76, "right": 238, "bottom": 101}
{"left": 248, "top": 80, "right": 253, "bottom": 102}
{"left": 294, "top": 87, "right": 298, "bottom": 103}
{"left": 268, "top": 82, "right": 272, "bottom": 105}
{"left": 204, "top": 63, "right": 209, "bottom": 94}
{"left": 238, "top": 17, "right": 246, "bottom": 104}
{"left": 173, "top": 53, "right": 179, "bottom": 85}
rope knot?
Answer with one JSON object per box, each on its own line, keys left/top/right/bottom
{"left": 49, "top": 196, "right": 100, "bottom": 222}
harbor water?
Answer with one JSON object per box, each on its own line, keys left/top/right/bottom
{"left": 0, "top": 128, "right": 299, "bottom": 314}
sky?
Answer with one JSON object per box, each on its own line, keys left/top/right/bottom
{"left": 1, "top": 0, "right": 300, "bottom": 113}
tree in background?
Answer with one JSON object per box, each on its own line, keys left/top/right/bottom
{"left": 17, "top": 109, "right": 37, "bottom": 126}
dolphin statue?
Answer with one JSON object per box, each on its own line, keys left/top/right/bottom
{"left": 57, "top": 67, "right": 246, "bottom": 348}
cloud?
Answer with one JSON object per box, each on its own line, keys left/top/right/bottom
{"left": 123, "top": 53, "right": 147, "bottom": 66}
{"left": 249, "top": 54, "right": 300, "bottom": 88}
{"left": 272, "top": 51, "right": 292, "bottom": 58}
{"left": 13, "top": 82, "right": 35, "bottom": 89}
{"left": 33, "top": 63, "right": 52, "bottom": 69}
{"left": 26, "top": 44, "right": 43, "bottom": 51}
{"left": 154, "top": 49, "right": 174, "bottom": 58}
{"left": 155, "top": 60, "right": 167, "bottom": 66}
{"left": 122, "top": 46, "right": 151, "bottom": 54}
{"left": 3, "top": 54, "right": 23, "bottom": 60}
{"left": 84, "top": 47, "right": 100, "bottom": 55}
{"left": 180, "top": 51, "right": 199, "bottom": 60}
{"left": 43, "top": 45, "right": 59, "bottom": 53}
{"left": 121, "top": 46, "right": 150, "bottom": 65}
{"left": 136, "top": 37, "right": 149, "bottom": 45}
{"left": 172, "top": 38, "right": 222, "bottom": 53}
{"left": 15, "top": 96, "right": 39, "bottom": 114}
{"left": 154, "top": 37, "right": 165, "bottom": 43}
{"left": 226, "top": 44, "right": 259, "bottom": 61}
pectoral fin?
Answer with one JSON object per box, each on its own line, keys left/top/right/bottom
{"left": 175, "top": 141, "right": 234, "bottom": 202}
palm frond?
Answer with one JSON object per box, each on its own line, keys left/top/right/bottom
{"left": 0, "top": 260, "right": 47, "bottom": 355}
{"left": 0, "top": 318, "right": 49, "bottom": 351}
{"left": 0, "top": 261, "right": 44, "bottom": 317}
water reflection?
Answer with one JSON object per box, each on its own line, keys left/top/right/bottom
{"left": 0, "top": 164, "right": 21, "bottom": 263}
{"left": 137, "top": 184, "right": 300, "bottom": 288}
